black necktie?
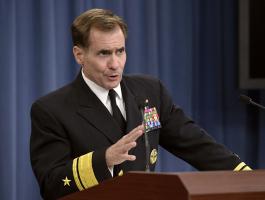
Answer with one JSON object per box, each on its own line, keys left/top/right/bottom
{"left": 108, "top": 89, "right": 125, "bottom": 177}
{"left": 108, "top": 89, "right": 126, "bottom": 133}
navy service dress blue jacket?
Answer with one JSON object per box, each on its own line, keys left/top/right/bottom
{"left": 30, "top": 72, "right": 246, "bottom": 199}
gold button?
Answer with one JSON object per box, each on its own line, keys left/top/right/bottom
{"left": 118, "top": 170, "right": 123, "bottom": 176}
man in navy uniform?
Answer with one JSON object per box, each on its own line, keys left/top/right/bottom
{"left": 30, "top": 8, "right": 251, "bottom": 199}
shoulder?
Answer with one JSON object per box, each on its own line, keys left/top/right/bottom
{"left": 33, "top": 72, "right": 84, "bottom": 107}
{"left": 36, "top": 82, "right": 75, "bottom": 103}
{"left": 31, "top": 81, "right": 77, "bottom": 117}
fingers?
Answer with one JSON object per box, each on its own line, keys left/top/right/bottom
{"left": 122, "top": 154, "right": 136, "bottom": 161}
{"left": 122, "top": 124, "right": 144, "bottom": 143}
{"left": 120, "top": 141, "right": 137, "bottom": 153}
{"left": 105, "top": 124, "right": 144, "bottom": 167}
{"left": 118, "top": 124, "right": 144, "bottom": 153}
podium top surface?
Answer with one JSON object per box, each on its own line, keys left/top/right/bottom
{"left": 61, "top": 170, "right": 265, "bottom": 200}
{"left": 175, "top": 170, "right": 265, "bottom": 195}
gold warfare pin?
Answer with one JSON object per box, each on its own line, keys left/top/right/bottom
{"left": 150, "top": 149, "right": 158, "bottom": 164}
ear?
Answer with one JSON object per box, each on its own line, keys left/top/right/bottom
{"left": 73, "top": 46, "right": 85, "bottom": 65}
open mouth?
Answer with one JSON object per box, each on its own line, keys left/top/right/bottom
{"left": 109, "top": 74, "right": 119, "bottom": 78}
{"left": 108, "top": 74, "right": 119, "bottom": 80}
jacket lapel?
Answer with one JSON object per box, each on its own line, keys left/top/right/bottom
{"left": 73, "top": 72, "right": 122, "bottom": 144}
{"left": 121, "top": 80, "right": 143, "bottom": 133}
{"left": 121, "top": 78, "right": 147, "bottom": 171}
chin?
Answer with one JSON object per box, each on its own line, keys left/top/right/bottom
{"left": 106, "top": 82, "right": 120, "bottom": 90}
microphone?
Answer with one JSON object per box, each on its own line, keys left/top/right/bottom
{"left": 135, "top": 97, "right": 150, "bottom": 172}
{"left": 239, "top": 94, "right": 265, "bottom": 110}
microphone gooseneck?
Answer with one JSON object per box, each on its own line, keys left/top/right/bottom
{"left": 137, "top": 97, "right": 151, "bottom": 172}
{"left": 239, "top": 94, "right": 265, "bottom": 110}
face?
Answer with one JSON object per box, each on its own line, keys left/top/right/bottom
{"left": 73, "top": 26, "right": 126, "bottom": 90}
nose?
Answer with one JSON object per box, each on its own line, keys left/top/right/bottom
{"left": 108, "top": 55, "right": 119, "bottom": 69}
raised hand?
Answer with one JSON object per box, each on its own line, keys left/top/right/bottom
{"left": 105, "top": 124, "right": 144, "bottom": 167}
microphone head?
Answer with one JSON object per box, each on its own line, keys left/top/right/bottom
{"left": 239, "top": 94, "right": 252, "bottom": 103}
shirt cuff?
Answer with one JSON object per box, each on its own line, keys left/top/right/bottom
{"left": 108, "top": 166, "right": 114, "bottom": 177}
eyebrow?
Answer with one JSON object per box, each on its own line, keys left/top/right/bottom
{"left": 117, "top": 47, "right": 125, "bottom": 52}
{"left": 97, "top": 49, "right": 112, "bottom": 55}
{"left": 97, "top": 47, "right": 125, "bottom": 55}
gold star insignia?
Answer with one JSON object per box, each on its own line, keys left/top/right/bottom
{"left": 62, "top": 176, "right": 71, "bottom": 186}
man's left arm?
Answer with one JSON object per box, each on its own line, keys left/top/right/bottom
{"left": 157, "top": 81, "right": 251, "bottom": 171}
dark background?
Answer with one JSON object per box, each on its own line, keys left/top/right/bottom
{"left": 249, "top": 0, "right": 265, "bottom": 78}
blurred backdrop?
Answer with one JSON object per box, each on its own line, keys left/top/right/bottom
{"left": 0, "top": 0, "right": 264, "bottom": 199}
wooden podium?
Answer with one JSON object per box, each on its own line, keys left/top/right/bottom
{"left": 60, "top": 170, "right": 265, "bottom": 200}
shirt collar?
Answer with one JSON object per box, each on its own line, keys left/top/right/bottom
{"left": 81, "top": 69, "right": 123, "bottom": 104}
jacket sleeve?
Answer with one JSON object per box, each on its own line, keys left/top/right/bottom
{"left": 158, "top": 81, "right": 251, "bottom": 171}
{"left": 30, "top": 101, "right": 112, "bottom": 200}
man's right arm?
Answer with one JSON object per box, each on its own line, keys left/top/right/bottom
{"left": 30, "top": 101, "right": 144, "bottom": 199}
{"left": 30, "top": 101, "right": 111, "bottom": 199}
